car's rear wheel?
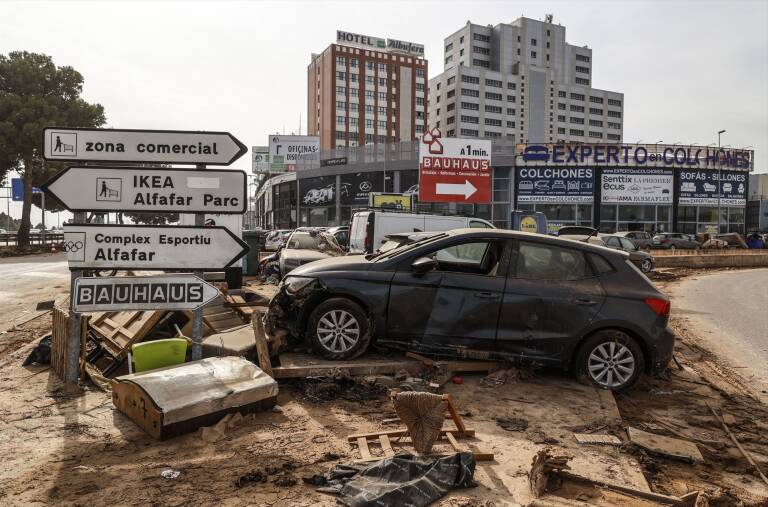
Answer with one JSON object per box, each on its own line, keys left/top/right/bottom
{"left": 640, "top": 258, "right": 653, "bottom": 273}
{"left": 575, "top": 330, "right": 644, "bottom": 391}
{"left": 307, "top": 298, "right": 371, "bottom": 360}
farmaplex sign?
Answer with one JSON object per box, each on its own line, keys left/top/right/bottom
{"left": 601, "top": 168, "right": 673, "bottom": 204}
{"left": 516, "top": 167, "right": 594, "bottom": 203}
{"left": 679, "top": 170, "right": 747, "bottom": 206}
{"left": 518, "top": 144, "right": 753, "bottom": 170}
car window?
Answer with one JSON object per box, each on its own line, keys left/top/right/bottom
{"left": 589, "top": 253, "right": 614, "bottom": 274}
{"left": 514, "top": 241, "right": 592, "bottom": 281}
{"left": 619, "top": 238, "right": 635, "bottom": 250}
{"left": 605, "top": 237, "right": 620, "bottom": 247}
{"left": 428, "top": 240, "right": 503, "bottom": 276}
{"left": 469, "top": 220, "right": 491, "bottom": 228}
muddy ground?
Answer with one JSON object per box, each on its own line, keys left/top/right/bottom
{"left": 0, "top": 268, "right": 766, "bottom": 506}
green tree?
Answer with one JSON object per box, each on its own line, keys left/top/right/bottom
{"left": 0, "top": 51, "right": 105, "bottom": 247}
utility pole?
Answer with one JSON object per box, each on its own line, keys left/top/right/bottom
{"left": 717, "top": 129, "right": 726, "bottom": 233}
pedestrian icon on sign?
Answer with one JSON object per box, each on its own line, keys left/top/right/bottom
{"left": 95, "top": 177, "right": 121, "bottom": 202}
{"left": 49, "top": 131, "right": 77, "bottom": 157}
{"left": 55, "top": 136, "right": 63, "bottom": 152}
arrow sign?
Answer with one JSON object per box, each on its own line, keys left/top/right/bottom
{"left": 73, "top": 274, "right": 219, "bottom": 312}
{"left": 435, "top": 180, "right": 477, "bottom": 199}
{"left": 43, "top": 127, "right": 247, "bottom": 166}
{"left": 63, "top": 224, "right": 248, "bottom": 271}
{"left": 42, "top": 167, "right": 247, "bottom": 214}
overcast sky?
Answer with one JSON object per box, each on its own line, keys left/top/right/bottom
{"left": 2, "top": 0, "right": 767, "bottom": 224}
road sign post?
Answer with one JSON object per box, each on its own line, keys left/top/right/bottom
{"left": 66, "top": 211, "right": 86, "bottom": 388}
{"left": 191, "top": 163, "right": 206, "bottom": 361}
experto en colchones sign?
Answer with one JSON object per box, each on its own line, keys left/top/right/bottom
{"left": 336, "top": 30, "right": 424, "bottom": 56}
{"left": 518, "top": 144, "right": 753, "bottom": 170}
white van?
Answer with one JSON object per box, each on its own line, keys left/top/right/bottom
{"left": 348, "top": 210, "right": 495, "bottom": 254}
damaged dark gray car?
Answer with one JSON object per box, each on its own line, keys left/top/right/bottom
{"left": 266, "top": 229, "right": 675, "bottom": 391}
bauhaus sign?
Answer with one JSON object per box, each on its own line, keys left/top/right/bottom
{"left": 518, "top": 144, "right": 752, "bottom": 170}
{"left": 73, "top": 275, "right": 219, "bottom": 312}
{"left": 418, "top": 129, "right": 492, "bottom": 204}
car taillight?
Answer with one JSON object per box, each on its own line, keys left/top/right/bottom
{"left": 645, "top": 297, "right": 670, "bottom": 316}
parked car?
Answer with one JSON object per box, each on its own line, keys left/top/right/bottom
{"left": 278, "top": 229, "right": 345, "bottom": 276}
{"left": 267, "top": 229, "right": 674, "bottom": 391}
{"left": 602, "top": 235, "right": 655, "bottom": 273}
{"left": 652, "top": 233, "right": 700, "bottom": 250}
{"left": 348, "top": 210, "right": 494, "bottom": 254}
{"left": 376, "top": 232, "right": 441, "bottom": 254}
{"left": 264, "top": 229, "right": 293, "bottom": 251}
{"left": 615, "top": 231, "right": 653, "bottom": 251}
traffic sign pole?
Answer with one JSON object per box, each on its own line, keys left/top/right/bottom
{"left": 191, "top": 163, "right": 206, "bottom": 361}
{"left": 66, "top": 210, "right": 86, "bottom": 388}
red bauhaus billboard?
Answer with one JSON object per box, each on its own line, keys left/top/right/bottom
{"left": 418, "top": 129, "right": 492, "bottom": 204}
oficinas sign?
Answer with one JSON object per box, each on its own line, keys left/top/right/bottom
{"left": 519, "top": 144, "right": 752, "bottom": 170}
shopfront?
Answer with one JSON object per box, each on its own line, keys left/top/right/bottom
{"left": 514, "top": 166, "right": 595, "bottom": 232}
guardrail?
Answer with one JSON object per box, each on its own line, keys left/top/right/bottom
{"left": 0, "top": 232, "right": 64, "bottom": 247}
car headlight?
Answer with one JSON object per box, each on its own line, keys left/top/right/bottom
{"left": 282, "top": 276, "right": 316, "bottom": 295}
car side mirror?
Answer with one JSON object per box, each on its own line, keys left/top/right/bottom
{"left": 411, "top": 256, "right": 437, "bottom": 275}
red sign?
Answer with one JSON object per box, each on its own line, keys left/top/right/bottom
{"left": 418, "top": 129, "right": 492, "bottom": 203}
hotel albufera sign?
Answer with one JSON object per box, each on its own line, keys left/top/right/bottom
{"left": 336, "top": 30, "right": 424, "bottom": 56}
{"left": 518, "top": 144, "right": 753, "bottom": 170}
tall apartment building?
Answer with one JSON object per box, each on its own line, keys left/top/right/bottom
{"left": 308, "top": 31, "right": 428, "bottom": 151}
{"left": 428, "top": 16, "right": 624, "bottom": 144}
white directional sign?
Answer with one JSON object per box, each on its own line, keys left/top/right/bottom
{"left": 63, "top": 224, "right": 248, "bottom": 271}
{"left": 42, "top": 167, "right": 247, "bottom": 214}
{"left": 73, "top": 275, "right": 219, "bottom": 312}
{"left": 43, "top": 127, "right": 247, "bottom": 165}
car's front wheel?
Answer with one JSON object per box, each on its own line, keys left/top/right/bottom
{"left": 575, "top": 330, "right": 645, "bottom": 391}
{"left": 307, "top": 298, "right": 371, "bottom": 360}
{"left": 640, "top": 258, "right": 653, "bottom": 273}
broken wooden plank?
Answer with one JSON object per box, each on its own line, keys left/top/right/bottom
{"left": 708, "top": 403, "right": 768, "bottom": 487}
{"left": 627, "top": 426, "right": 703, "bottom": 463}
{"left": 574, "top": 433, "right": 622, "bottom": 446}
{"left": 347, "top": 428, "right": 475, "bottom": 441}
{"left": 356, "top": 436, "right": 372, "bottom": 460}
{"left": 379, "top": 434, "right": 394, "bottom": 456}
{"left": 271, "top": 358, "right": 424, "bottom": 379}
{"left": 251, "top": 313, "right": 273, "bottom": 378}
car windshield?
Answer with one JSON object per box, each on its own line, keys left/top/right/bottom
{"left": 374, "top": 233, "right": 449, "bottom": 261}
{"left": 285, "top": 231, "right": 344, "bottom": 256}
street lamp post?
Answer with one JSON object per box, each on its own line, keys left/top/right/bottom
{"left": 717, "top": 129, "right": 726, "bottom": 233}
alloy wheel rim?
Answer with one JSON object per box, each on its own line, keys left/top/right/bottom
{"left": 641, "top": 259, "right": 652, "bottom": 272}
{"left": 317, "top": 310, "right": 360, "bottom": 353}
{"left": 588, "top": 341, "right": 635, "bottom": 388}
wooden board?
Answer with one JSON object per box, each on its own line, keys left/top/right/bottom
{"left": 272, "top": 353, "right": 425, "bottom": 379}
{"left": 90, "top": 310, "right": 166, "bottom": 360}
{"left": 627, "top": 426, "right": 703, "bottom": 463}
{"left": 347, "top": 428, "right": 475, "bottom": 441}
{"left": 51, "top": 298, "right": 89, "bottom": 382}
{"left": 181, "top": 296, "right": 246, "bottom": 337}
{"left": 575, "top": 433, "right": 623, "bottom": 446}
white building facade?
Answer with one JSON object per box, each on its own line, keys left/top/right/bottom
{"left": 428, "top": 16, "right": 624, "bottom": 144}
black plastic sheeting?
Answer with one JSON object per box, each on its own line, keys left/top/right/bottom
{"left": 307, "top": 452, "right": 476, "bottom": 507}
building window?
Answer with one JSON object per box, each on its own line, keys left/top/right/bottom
{"left": 473, "top": 33, "right": 490, "bottom": 42}
{"left": 507, "top": 108, "right": 515, "bottom": 115}
{"left": 349, "top": 87, "right": 358, "bottom": 95}
{"left": 558, "top": 103, "right": 566, "bottom": 110}
{"left": 447, "top": 116, "right": 455, "bottom": 124}
{"left": 506, "top": 95, "right": 516, "bottom": 102}
{"left": 460, "top": 48, "right": 464, "bottom": 56}
{"left": 447, "top": 89, "right": 456, "bottom": 98}
{"left": 447, "top": 76, "right": 456, "bottom": 85}
{"left": 415, "top": 83, "right": 424, "bottom": 91}
{"left": 461, "top": 102, "right": 479, "bottom": 110}
{"left": 377, "top": 91, "right": 386, "bottom": 100}
{"left": 607, "top": 133, "right": 621, "bottom": 140}
{"left": 378, "top": 106, "right": 387, "bottom": 114}
{"left": 379, "top": 77, "right": 387, "bottom": 86}
{"left": 447, "top": 103, "right": 455, "bottom": 111}
{"left": 416, "top": 97, "right": 424, "bottom": 106}
{"left": 546, "top": 54, "right": 550, "bottom": 62}
{"left": 335, "top": 131, "right": 345, "bottom": 140}
{"left": 590, "top": 96, "right": 604, "bottom": 104}
{"left": 517, "top": 48, "right": 520, "bottom": 56}
{"left": 575, "top": 78, "right": 590, "bottom": 85}
{"left": 416, "top": 68, "right": 424, "bottom": 78}
{"left": 378, "top": 120, "right": 386, "bottom": 129}
{"left": 485, "top": 92, "right": 502, "bottom": 100}
{"left": 461, "top": 88, "right": 480, "bottom": 97}
{"left": 445, "top": 43, "right": 453, "bottom": 52}
{"left": 569, "top": 129, "right": 584, "bottom": 136}
{"left": 461, "top": 115, "right": 479, "bottom": 124}
{"left": 336, "top": 56, "right": 346, "bottom": 66}
{"left": 349, "top": 103, "right": 358, "bottom": 112}
{"left": 531, "top": 51, "right": 537, "bottom": 58}
{"left": 365, "top": 75, "right": 374, "bottom": 84}
{"left": 365, "top": 119, "right": 373, "bottom": 128}
{"left": 459, "top": 35, "right": 464, "bottom": 43}
{"left": 445, "top": 55, "right": 453, "bottom": 64}
{"left": 576, "top": 66, "right": 590, "bottom": 74}
{"left": 461, "top": 75, "right": 480, "bottom": 84}
{"left": 485, "top": 118, "right": 502, "bottom": 126}
{"left": 336, "top": 116, "right": 344, "bottom": 124}
{"left": 461, "top": 128, "right": 479, "bottom": 136}
{"left": 557, "top": 115, "right": 566, "bottom": 122}
{"left": 558, "top": 127, "right": 566, "bottom": 134}
{"left": 608, "top": 122, "right": 621, "bottom": 129}
{"left": 485, "top": 105, "right": 502, "bottom": 114}
{"left": 507, "top": 82, "right": 516, "bottom": 90}
{"left": 378, "top": 63, "right": 386, "bottom": 72}
{"left": 365, "top": 90, "right": 374, "bottom": 99}
{"left": 531, "top": 38, "right": 537, "bottom": 46}
{"left": 485, "top": 78, "right": 502, "bottom": 87}
{"left": 589, "top": 119, "right": 603, "bottom": 127}
{"left": 336, "top": 86, "right": 346, "bottom": 95}
{"left": 570, "top": 117, "right": 584, "bottom": 125}
{"left": 473, "top": 59, "right": 490, "bottom": 68}
{"left": 365, "top": 133, "right": 374, "bottom": 143}
{"left": 507, "top": 121, "right": 515, "bottom": 128}
{"left": 349, "top": 58, "right": 358, "bottom": 67}
{"left": 570, "top": 93, "right": 585, "bottom": 101}
{"left": 589, "top": 131, "right": 602, "bottom": 138}
{"left": 349, "top": 74, "right": 358, "bottom": 83}
{"left": 570, "top": 104, "right": 585, "bottom": 112}
{"left": 576, "top": 54, "right": 591, "bottom": 62}
{"left": 365, "top": 104, "right": 373, "bottom": 113}
{"left": 473, "top": 46, "right": 490, "bottom": 55}
{"left": 608, "top": 110, "right": 622, "bottom": 118}
{"left": 336, "top": 101, "right": 345, "bottom": 111}
{"left": 485, "top": 131, "right": 501, "bottom": 137}
{"left": 349, "top": 118, "right": 358, "bottom": 127}
{"left": 607, "top": 98, "right": 623, "bottom": 106}
{"left": 336, "top": 71, "right": 345, "bottom": 80}
{"left": 558, "top": 90, "right": 566, "bottom": 98}
{"left": 589, "top": 108, "right": 603, "bottom": 115}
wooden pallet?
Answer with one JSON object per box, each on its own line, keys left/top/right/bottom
{"left": 181, "top": 296, "right": 246, "bottom": 337}
{"left": 89, "top": 310, "right": 167, "bottom": 360}
{"left": 51, "top": 298, "right": 89, "bottom": 382}
{"left": 347, "top": 394, "right": 493, "bottom": 462}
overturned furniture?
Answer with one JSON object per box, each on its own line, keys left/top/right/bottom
{"left": 111, "top": 356, "right": 278, "bottom": 439}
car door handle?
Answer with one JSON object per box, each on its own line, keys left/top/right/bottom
{"left": 573, "top": 298, "right": 598, "bottom": 306}
{"left": 474, "top": 292, "right": 500, "bottom": 299}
